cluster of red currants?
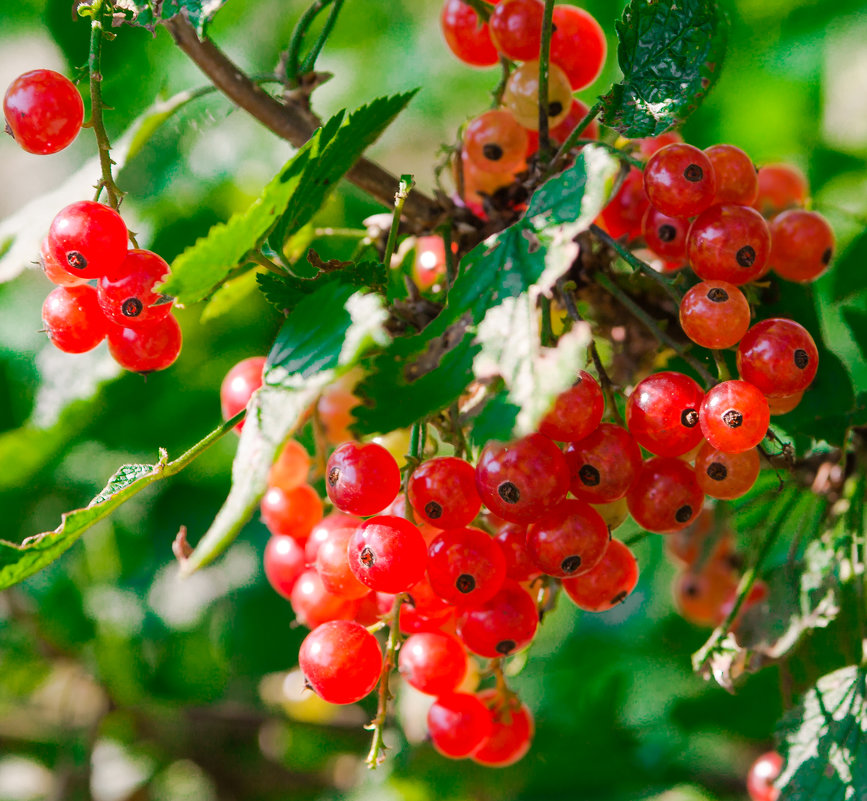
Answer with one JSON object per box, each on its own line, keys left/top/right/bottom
{"left": 3, "top": 69, "right": 181, "bottom": 373}
{"left": 441, "top": 0, "right": 605, "bottom": 217}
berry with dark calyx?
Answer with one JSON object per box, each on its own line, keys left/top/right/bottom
{"left": 269, "top": 439, "right": 311, "bottom": 491}
{"left": 427, "top": 527, "right": 506, "bottom": 606}
{"left": 314, "top": 525, "right": 370, "bottom": 600}
{"left": 753, "top": 164, "right": 808, "bottom": 217}
{"left": 625, "top": 371, "right": 705, "bottom": 458}
{"left": 406, "top": 573, "right": 454, "bottom": 620}
{"left": 472, "top": 689, "right": 534, "bottom": 767}
{"left": 475, "top": 433, "right": 570, "bottom": 524}
{"left": 47, "top": 201, "right": 129, "bottom": 281}
{"left": 107, "top": 313, "right": 182, "bottom": 373}
{"left": 298, "top": 620, "right": 383, "bottom": 705}
{"left": 525, "top": 499, "right": 609, "bottom": 578}
{"left": 494, "top": 522, "right": 540, "bottom": 582}
{"left": 42, "top": 284, "right": 110, "bottom": 354}
{"left": 549, "top": 4, "right": 607, "bottom": 90}
{"left": 769, "top": 209, "right": 835, "bottom": 283}
{"left": 694, "top": 443, "right": 760, "bottom": 500}
{"left": 501, "top": 61, "right": 572, "bottom": 131}
{"left": 291, "top": 569, "right": 360, "bottom": 629}
{"left": 4, "top": 69, "right": 84, "bottom": 155}
{"left": 643, "top": 143, "right": 716, "bottom": 218}
{"left": 326, "top": 441, "right": 401, "bottom": 516}
{"left": 348, "top": 515, "right": 427, "bottom": 593}
{"left": 398, "top": 631, "right": 467, "bottom": 696}
{"left": 464, "top": 109, "right": 528, "bottom": 174}
{"left": 525, "top": 98, "right": 599, "bottom": 156}
{"left": 699, "top": 380, "right": 770, "bottom": 453}
{"left": 263, "top": 535, "right": 307, "bottom": 600}
{"left": 40, "top": 237, "right": 87, "bottom": 287}
{"left": 220, "top": 355, "right": 266, "bottom": 432}
{"left": 737, "top": 318, "right": 819, "bottom": 397}
{"left": 641, "top": 206, "right": 690, "bottom": 266}
{"left": 687, "top": 204, "right": 772, "bottom": 285}
{"left": 538, "top": 370, "right": 604, "bottom": 442}
{"left": 704, "top": 144, "right": 758, "bottom": 206}
{"left": 427, "top": 693, "right": 493, "bottom": 759}
{"left": 408, "top": 456, "right": 482, "bottom": 529}
{"left": 561, "top": 539, "right": 639, "bottom": 612}
{"left": 747, "top": 751, "right": 783, "bottom": 801}
{"left": 261, "top": 483, "right": 323, "bottom": 541}
{"left": 456, "top": 579, "right": 538, "bottom": 658}
{"left": 489, "top": 0, "right": 543, "bottom": 62}
{"left": 441, "top": 0, "right": 500, "bottom": 68}
{"left": 97, "top": 249, "right": 173, "bottom": 326}
{"left": 627, "top": 457, "right": 703, "bottom": 533}
{"left": 679, "top": 280, "right": 751, "bottom": 350}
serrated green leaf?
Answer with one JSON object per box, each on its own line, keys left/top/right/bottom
{"left": 776, "top": 665, "right": 867, "bottom": 801}
{"left": 601, "top": 0, "right": 728, "bottom": 137}
{"left": 116, "top": 0, "right": 227, "bottom": 35}
{"left": 182, "top": 284, "right": 390, "bottom": 573}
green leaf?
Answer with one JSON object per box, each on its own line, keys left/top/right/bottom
{"left": 182, "top": 284, "right": 390, "bottom": 574}
{"left": 161, "top": 93, "right": 414, "bottom": 305}
{"left": 601, "top": 0, "right": 728, "bottom": 137}
{"left": 115, "top": 0, "right": 228, "bottom": 35}
{"left": 776, "top": 665, "right": 867, "bottom": 800}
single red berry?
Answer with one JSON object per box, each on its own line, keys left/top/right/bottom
{"left": 107, "top": 312, "right": 182, "bottom": 373}
{"left": 489, "top": 0, "right": 544, "bottom": 61}
{"left": 47, "top": 201, "right": 128, "bottom": 281}
{"left": 626, "top": 457, "right": 703, "bottom": 533}
{"left": 456, "top": 579, "right": 538, "bottom": 658}
{"left": 220, "top": 356, "right": 266, "bottom": 432}
{"left": 753, "top": 164, "right": 808, "bottom": 217}
{"left": 549, "top": 5, "right": 607, "bottom": 90}
{"left": 326, "top": 442, "right": 400, "bottom": 516}
{"left": 427, "top": 693, "right": 493, "bottom": 758}
{"left": 97, "top": 249, "right": 173, "bottom": 326}
{"left": 398, "top": 631, "right": 467, "bottom": 696}
{"left": 3, "top": 69, "right": 84, "bottom": 155}
{"left": 42, "top": 284, "right": 110, "bottom": 354}
{"left": 642, "top": 206, "right": 690, "bottom": 265}
{"left": 493, "top": 522, "right": 539, "bottom": 582}
{"left": 348, "top": 515, "right": 427, "bottom": 593}
{"left": 475, "top": 433, "right": 570, "bottom": 524}
{"left": 305, "top": 512, "right": 360, "bottom": 563}
{"left": 40, "top": 237, "right": 87, "bottom": 287}
{"left": 699, "top": 380, "right": 770, "bottom": 453}
{"left": 687, "top": 204, "right": 771, "bottom": 285}
{"left": 290, "top": 569, "right": 360, "bottom": 629}
{"left": 409, "top": 456, "right": 482, "bottom": 529}
{"left": 501, "top": 61, "right": 572, "bottom": 131}
{"left": 694, "top": 443, "right": 760, "bottom": 500}
{"left": 564, "top": 423, "right": 643, "bottom": 504}
{"left": 673, "top": 561, "right": 739, "bottom": 627}
{"left": 314, "top": 524, "right": 371, "bottom": 600}
{"left": 769, "top": 209, "right": 835, "bottom": 283}
{"left": 298, "top": 620, "right": 383, "bottom": 705}
{"left": 596, "top": 166, "right": 648, "bottom": 241}
{"left": 406, "top": 574, "right": 454, "bottom": 620}
{"left": 413, "top": 235, "right": 448, "bottom": 290}
{"left": 643, "top": 143, "right": 716, "bottom": 218}
{"left": 525, "top": 98, "right": 599, "bottom": 157}
{"left": 427, "top": 527, "right": 506, "bottom": 606}
{"left": 525, "top": 499, "right": 609, "bottom": 578}
{"left": 561, "top": 539, "right": 639, "bottom": 612}
{"left": 261, "top": 483, "right": 323, "bottom": 541}
{"left": 625, "top": 372, "right": 705, "bottom": 457}
{"left": 441, "top": 0, "right": 500, "bottom": 67}
{"left": 398, "top": 601, "right": 454, "bottom": 635}
{"left": 634, "top": 131, "right": 684, "bottom": 161}
{"left": 464, "top": 109, "right": 528, "bottom": 174}
{"left": 538, "top": 370, "right": 604, "bottom": 442}
{"left": 269, "top": 439, "right": 311, "bottom": 491}
{"left": 767, "top": 390, "right": 803, "bottom": 416}
{"left": 747, "top": 751, "right": 783, "bottom": 801}
{"left": 679, "top": 280, "right": 751, "bottom": 350}
{"left": 664, "top": 509, "right": 733, "bottom": 568}
{"left": 263, "top": 535, "right": 306, "bottom": 600}
{"left": 737, "top": 318, "right": 819, "bottom": 397}
{"left": 472, "top": 689, "right": 534, "bottom": 767}
{"left": 704, "top": 144, "right": 758, "bottom": 206}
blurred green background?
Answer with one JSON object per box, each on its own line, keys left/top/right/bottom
{"left": 0, "top": 0, "right": 865, "bottom": 799}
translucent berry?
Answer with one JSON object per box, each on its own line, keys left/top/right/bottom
{"left": 769, "top": 209, "right": 835, "bottom": 283}
{"left": 501, "top": 61, "right": 572, "bottom": 131}
{"left": 694, "top": 443, "right": 760, "bottom": 500}
{"left": 348, "top": 515, "right": 427, "bottom": 593}
{"left": 40, "top": 237, "right": 87, "bottom": 287}
{"left": 47, "top": 201, "right": 128, "bottom": 281}
{"left": 456, "top": 579, "right": 538, "bottom": 658}
{"left": 704, "top": 144, "right": 758, "bottom": 206}
{"left": 747, "top": 751, "right": 783, "bottom": 801}
{"left": 767, "top": 390, "right": 803, "bottom": 416}
{"left": 427, "top": 527, "right": 506, "bottom": 606}
{"left": 538, "top": 370, "right": 604, "bottom": 442}
{"left": 596, "top": 166, "right": 648, "bottom": 240}
{"left": 107, "top": 313, "right": 182, "bottom": 373}
{"left": 687, "top": 204, "right": 771, "bottom": 285}
{"left": 290, "top": 570, "right": 359, "bottom": 629}
{"left": 268, "top": 439, "right": 311, "bottom": 491}
{"left": 97, "top": 249, "right": 173, "bottom": 326}
{"left": 406, "top": 574, "right": 454, "bottom": 620}
{"left": 317, "top": 369, "right": 360, "bottom": 442}
{"left": 526, "top": 499, "right": 609, "bottom": 578}
{"left": 413, "top": 235, "right": 448, "bottom": 290}
{"left": 679, "top": 280, "right": 751, "bottom": 350}
{"left": 441, "top": 0, "right": 500, "bottom": 67}
{"left": 737, "top": 318, "right": 819, "bottom": 397}
{"left": 753, "top": 164, "right": 808, "bottom": 217}
{"left": 314, "top": 524, "right": 370, "bottom": 600}
{"left": 3, "top": 69, "right": 84, "bottom": 155}
{"left": 398, "top": 632, "right": 467, "bottom": 696}
{"left": 643, "top": 143, "right": 716, "bottom": 218}
{"left": 699, "top": 380, "right": 770, "bottom": 453}
{"left": 305, "top": 512, "right": 360, "bottom": 563}
{"left": 634, "top": 131, "right": 684, "bottom": 161}
{"left": 263, "top": 535, "right": 306, "bottom": 600}
{"left": 641, "top": 206, "right": 690, "bottom": 265}
{"left": 427, "top": 693, "right": 493, "bottom": 758}
{"left": 563, "top": 423, "right": 643, "bottom": 504}
{"left": 326, "top": 441, "right": 401, "bottom": 516}
{"left": 42, "top": 284, "right": 110, "bottom": 354}
{"left": 673, "top": 560, "right": 738, "bottom": 627}
{"left": 561, "top": 539, "right": 639, "bottom": 611}
{"left": 489, "top": 0, "right": 544, "bottom": 61}
{"left": 627, "top": 457, "right": 703, "bottom": 533}
{"left": 261, "top": 483, "right": 323, "bottom": 540}
{"left": 464, "top": 109, "right": 528, "bottom": 174}
{"left": 409, "top": 456, "right": 482, "bottom": 529}
{"left": 493, "top": 522, "right": 539, "bottom": 582}
{"left": 625, "top": 371, "right": 705, "bottom": 457}
{"left": 549, "top": 5, "right": 607, "bottom": 90}
{"left": 220, "top": 356, "right": 266, "bottom": 432}
{"left": 665, "top": 509, "right": 733, "bottom": 568}
{"left": 472, "top": 689, "right": 534, "bottom": 767}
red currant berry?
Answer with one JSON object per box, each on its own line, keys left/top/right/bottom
{"left": 502, "top": 61, "right": 572, "bottom": 131}
{"left": 398, "top": 602, "right": 454, "bottom": 635}
{"left": 3, "top": 69, "right": 84, "bottom": 155}
{"left": 305, "top": 512, "right": 360, "bottom": 563}
{"left": 427, "top": 527, "right": 506, "bottom": 606}
{"left": 298, "top": 620, "right": 382, "bottom": 705}
{"left": 427, "top": 693, "right": 493, "bottom": 758}
{"left": 107, "top": 313, "right": 182, "bottom": 373}
{"left": 408, "top": 456, "right": 482, "bottom": 529}
{"left": 642, "top": 206, "right": 690, "bottom": 265}
{"left": 769, "top": 209, "right": 835, "bottom": 283}
{"left": 747, "top": 751, "right": 783, "bottom": 801}
{"left": 596, "top": 167, "right": 648, "bottom": 241}
{"left": 326, "top": 442, "right": 400, "bottom": 516}
{"left": 767, "top": 390, "right": 803, "bottom": 416}
{"left": 665, "top": 510, "right": 733, "bottom": 568}
{"left": 679, "top": 280, "right": 751, "bottom": 350}
{"left": 561, "top": 538, "right": 639, "bottom": 612}
{"left": 489, "top": 0, "right": 543, "bottom": 61}
{"left": 673, "top": 562, "right": 739, "bottom": 627}
{"left": 525, "top": 98, "right": 599, "bottom": 157}
{"left": 564, "top": 423, "right": 643, "bottom": 504}
{"left": 406, "top": 574, "right": 454, "bottom": 620}
{"left": 625, "top": 371, "right": 705, "bottom": 457}
{"left": 694, "top": 443, "right": 760, "bottom": 500}
{"left": 526, "top": 499, "right": 609, "bottom": 578}
{"left": 704, "top": 144, "right": 758, "bottom": 206}
{"left": 538, "top": 370, "right": 604, "bottom": 442}
{"left": 472, "top": 689, "right": 534, "bottom": 767}
{"left": 753, "top": 164, "right": 808, "bottom": 217}
{"left": 268, "top": 439, "right": 311, "bottom": 491}
{"left": 348, "top": 515, "right": 427, "bottom": 593}
{"left": 737, "top": 318, "right": 819, "bottom": 397}
{"left": 643, "top": 143, "right": 716, "bottom": 218}
{"left": 493, "top": 522, "right": 539, "bottom": 582}
{"left": 314, "top": 524, "right": 370, "bottom": 600}
{"left": 627, "top": 457, "right": 703, "bottom": 533}
{"left": 261, "top": 483, "right": 323, "bottom": 540}
{"left": 475, "top": 433, "right": 569, "bottom": 524}
{"left": 413, "top": 235, "right": 448, "bottom": 290}
{"left": 290, "top": 569, "right": 359, "bottom": 629}
{"left": 97, "top": 249, "right": 173, "bottom": 326}
{"left": 549, "top": 5, "right": 607, "bottom": 90}
{"left": 699, "top": 380, "right": 769, "bottom": 454}
{"left": 687, "top": 204, "right": 771, "bottom": 285}
{"left": 47, "top": 201, "right": 128, "bottom": 281}
{"left": 456, "top": 579, "right": 538, "bottom": 658}
{"left": 398, "top": 631, "right": 467, "bottom": 696}
{"left": 40, "top": 237, "right": 87, "bottom": 287}
{"left": 220, "top": 356, "right": 266, "bottom": 432}
{"left": 464, "top": 109, "right": 528, "bottom": 174}
{"left": 634, "top": 131, "right": 684, "bottom": 161}
{"left": 263, "top": 535, "right": 306, "bottom": 600}
{"left": 441, "top": 0, "right": 500, "bottom": 68}
{"left": 42, "top": 284, "right": 110, "bottom": 354}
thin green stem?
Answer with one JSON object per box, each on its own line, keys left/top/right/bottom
{"left": 595, "top": 272, "right": 716, "bottom": 387}
{"left": 284, "top": 0, "right": 335, "bottom": 87}
{"left": 249, "top": 250, "right": 287, "bottom": 276}
{"left": 539, "top": 295, "right": 555, "bottom": 347}
{"left": 491, "top": 55, "right": 513, "bottom": 107}
{"left": 549, "top": 100, "right": 602, "bottom": 175}
{"left": 622, "top": 530, "right": 651, "bottom": 548}
{"left": 713, "top": 350, "right": 732, "bottom": 381}
{"left": 313, "top": 227, "right": 369, "bottom": 238}
{"left": 462, "top": 0, "right": 493, "bottom": 21}
{"left": 366, "top": 593, "right": 405, "bottom": 769}
{"left": 567, "top": 139, "right": 644, "bottom": 168}
{"left": 536, "top": 0, "right": 555, "bottom": 163}
{"left": 383, "top": 175, "right": 414, "bottom": 269}
{"left": 300, "top": 0, "right": 346, "bottom": 74}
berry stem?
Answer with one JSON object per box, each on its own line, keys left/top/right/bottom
{"left": 491, "top": 55, "right": 514, "bottom": 107}
{"left": 299, "top": 0, "right": 346, "bottom": 75}
{"left": 548, "top": 100, "right": 602, "bottom": 175}
{"left": 462, "top": 0, "right": 494, "bottom": 22}
{"left": 539, "top": 294, "right": 555, "bottom": 347}
{"left": 249, "top": 250, "right": 288, "bottom": 276}
{"left": 383, "top": 174, "right": 415, "bottom": 269}
{"left": 536, "top": 0, "right": 556, "bottom": 164}
{"left": 365, "top": 592, "right": 406, "bottom": 769}
{"left": 713, "top": 350, "right": 732, "bottom": 381}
